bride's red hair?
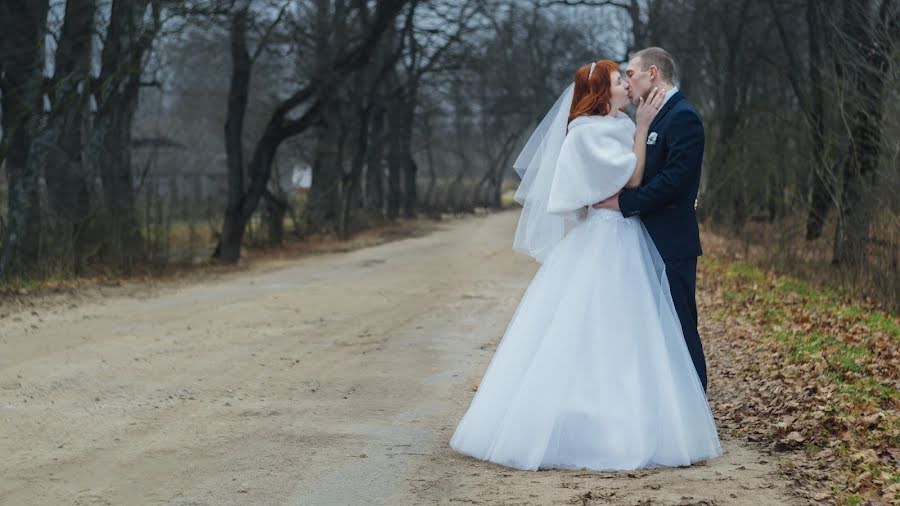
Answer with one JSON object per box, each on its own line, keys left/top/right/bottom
{"left": 568, "top": 59, "right": 620, "bottom": 125}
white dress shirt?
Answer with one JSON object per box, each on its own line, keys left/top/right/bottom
{"left": 661, "top": 86, "right": 679, "bottom": 107}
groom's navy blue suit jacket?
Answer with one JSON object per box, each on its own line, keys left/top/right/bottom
{"left": 618, "top": 90, "right": 709, "bottom": 392}
{"left": 618, "top": 91, "right": 703, "bottom": 261}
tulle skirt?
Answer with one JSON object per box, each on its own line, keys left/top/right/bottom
{"left": 449, "top": 207, "right": 722, "bottom": 471}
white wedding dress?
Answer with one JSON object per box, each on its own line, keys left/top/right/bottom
{"left": 449, "top": 112, "right": 722, "bottom": 472}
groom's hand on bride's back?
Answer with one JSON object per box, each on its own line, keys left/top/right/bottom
{"left": 591, "top": 191, "right": 621, "bottom": 210}
{"left": 600, "top": 194, "right": 697, "bottom": 211}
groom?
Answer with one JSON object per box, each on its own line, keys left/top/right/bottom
{"left": 593, "top": 47, "right": 708, "bottom": 393}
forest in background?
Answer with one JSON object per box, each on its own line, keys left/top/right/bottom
{"left": 0, "top": 0, "right": 897, "bottom": 309}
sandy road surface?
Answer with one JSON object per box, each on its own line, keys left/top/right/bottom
{"left": 0, "top": 210, "right": 801, "bottom": 505}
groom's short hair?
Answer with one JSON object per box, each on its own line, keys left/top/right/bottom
{"left": 630, "top": 47, "right": 676, "bottom": 84}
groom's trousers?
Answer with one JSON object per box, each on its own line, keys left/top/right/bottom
{"left": 664, "top": 258, "right": 708, "bottom": 393}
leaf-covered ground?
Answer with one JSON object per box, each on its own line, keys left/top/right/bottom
{"left": 700, "top": 233, "right": 899, "bottom": 505}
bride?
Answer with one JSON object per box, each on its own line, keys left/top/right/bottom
{"left": 449, "top": 60, "right": 722, "bottom": 471}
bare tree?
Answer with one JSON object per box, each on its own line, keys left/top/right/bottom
{"left": 88, "top": 0, "right": 165, "bottom": 273}
{"left": 213, "top": 0, "right": 410, "bottom": 262}
{"left": 0, "top": 0, "right": 50, "bottom": 278}
{"left": 33, "top": 0, "right": 97, "bottom": 274}
{"left": 831, "top": 0, "right": 896, "bottom": 266}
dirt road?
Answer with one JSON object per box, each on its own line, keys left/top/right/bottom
{"left": 0, "top": 210, "right": 801, "bottom": 505}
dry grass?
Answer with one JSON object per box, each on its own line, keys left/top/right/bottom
{"left": 702, "top": 210, "right": 899, "bottom": 313}
{"left": 701, "top": 227, "right": 899, "bottom": 505}
{"left": 0, "top": 213, "right": 443, "bottom": 304}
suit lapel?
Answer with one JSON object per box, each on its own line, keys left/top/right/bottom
{"left": 648, "top": 91, "right": 683, "bottom": 132}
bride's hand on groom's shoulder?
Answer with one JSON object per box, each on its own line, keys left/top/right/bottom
{"left": 636, "top": 87, "right": 664, "bottom": 129}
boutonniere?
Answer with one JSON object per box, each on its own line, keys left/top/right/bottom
{"left": 647, "top": 132, "right": 658, "bottom": 145}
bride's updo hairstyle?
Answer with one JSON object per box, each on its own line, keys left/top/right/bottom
{"left": 568, "top": 59, "right": 620, "bottom": 125}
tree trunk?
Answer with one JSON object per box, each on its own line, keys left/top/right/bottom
{"left": 304, "top": 0, "right": 342, "bottom": 233}
{"left": 399, "top": 95, "right": 418, "bottom": 218}
{"left": 487, "top": 164, "right": 503, "bottom": 208}
{"left": 626, "top": 0, "right": 647, "bottom": 54}
{"left": 214, "top": 98, "right": 323, "bottom": 262}
{"left": 339, "top": 105, "right": 371, "bottom": 239}
{"left": 365, "top": 106, "right": 386, "bottom": 211}
{"left": 34, "top": 0, "right": 96, "bottom": 274}
{"left": 705, "top": 0, "right": 752, "bottom": 230}
{"left": 90, "top": 0, "right": 157, "bottom": 273}
{"left": 403, "top": 156, "right": 418, "bottom": 218}
{"left": 217, "top": 0, "right": 252, "bottom": 262}
{"left": 386, "top": 133, "right": 403, "bottom": 220}
{"left": 307, "top": 109, "right": 343, "bottom": 233}
{"left": 400, "top": 83, "right": 418, "bottom": 219}
{"left": 263, "top": 190, "right": 287, "bottom": 246}
{"left": 0, "top": 0, "right": 49, "bottom": 278}
{"left": 387, "top": 88, "right": 416, "bottom": 220}
{"left": 832, "top": 0, "right": 890, "bottom": 265}
{"left": 804, "top": 0, "right": 833, "bottom": 240}
{"left": 385, "top": 103, "right": 401, "bottom": 220}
